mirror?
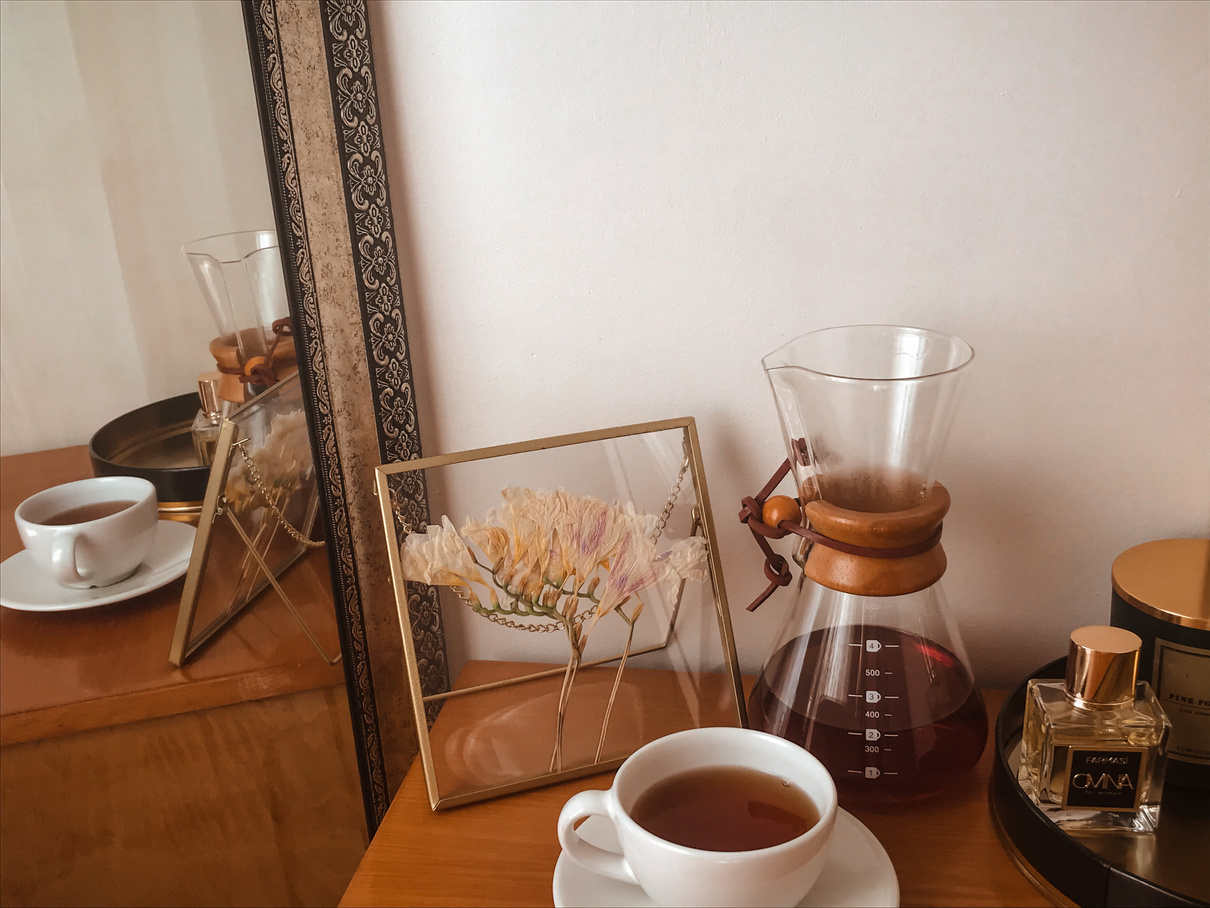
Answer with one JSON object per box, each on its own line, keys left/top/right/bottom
{"left": 0, "top": 0, "right": 308, "bottom": 526}
{"left": 1, "top": 0, "right": 421, "bottom": 837}
{"left": 3, "top": 0, "right": 442, "bottom": 835}
{"left": 0, "top": 4, "right": 335, "bottom": 670}
{"left": 0, "top": 2, "right": 319, "bottom": 533}
{"left": 0, "top": 0, "right": 279, "bottom": 450}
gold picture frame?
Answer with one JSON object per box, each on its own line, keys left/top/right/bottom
{"left": 375, "top": 417, "right": 745, "bottom": 809}
{"left": 169, "top": 372, "right": 333, "bottom": 666}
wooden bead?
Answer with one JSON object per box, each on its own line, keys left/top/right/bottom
{"left": 762, "top": 495, "right": 802, "bottom": 528}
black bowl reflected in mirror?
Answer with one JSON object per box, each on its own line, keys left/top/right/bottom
{"left": 88, "top": 393, "right": 210, "bottom": 522}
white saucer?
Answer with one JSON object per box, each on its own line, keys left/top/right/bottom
{"left": 0, "top": 521, "right": 197, "bottom": 612}
{"left": 553, "top": 808, "right": 898, "bottom": 908}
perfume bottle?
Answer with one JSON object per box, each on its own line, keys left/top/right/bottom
{"left": 191, "top": 371, "right": 227, "bottom": 466}
{"left": 1019, "top": 625, "right": 1171, "bottom": 833}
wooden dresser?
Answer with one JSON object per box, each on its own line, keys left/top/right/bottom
{"left": 0, "top": 446, "right": 367, "bottom": 907}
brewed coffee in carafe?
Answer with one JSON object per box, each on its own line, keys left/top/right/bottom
{"left": 747, "top": 325, "right": 986, "bottom": 804}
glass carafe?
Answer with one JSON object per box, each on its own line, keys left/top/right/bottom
{"left": 183, "top": 229, "right": 289, "bottom": 400}
{"left": 749, "top": 325, "right": 986, "bottom": 804}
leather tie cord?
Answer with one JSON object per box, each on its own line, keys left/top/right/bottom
{"left": 739, "top": 458, "right": 943, "bottom": 612}
{"left": 218, "top": 318, "right": 294, "bottom": 388}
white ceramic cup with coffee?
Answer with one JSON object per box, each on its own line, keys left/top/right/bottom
{"left": 14, "top": 476, "right": 159, "bottom": 589}
{"left": 557, "top": 726, "right": 838, "bottom": 908}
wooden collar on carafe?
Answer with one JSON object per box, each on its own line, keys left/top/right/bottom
{"left": 210, "top": 319, "right": 299, "bottom": 402}
{"left": 739, "top": 457, "right": 949, "bottom": 610}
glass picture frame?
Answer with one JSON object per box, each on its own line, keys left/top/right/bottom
{"left": 375, "top": 417, "right": 745, "bottom": 809}
{"left": 169, "top": 372, "right": 330, "bottom": 666}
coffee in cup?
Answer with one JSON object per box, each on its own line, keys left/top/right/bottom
{"left": 556, "top": 726, "right": 838, "bottom": 908}
{"left": 15, "top": 476, "right": 158, "bottom": 588}
{"left": 629, "top": 763, "right": 820, "bottom": 852}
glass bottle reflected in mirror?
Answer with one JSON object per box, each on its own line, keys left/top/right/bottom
{"left": 191, "top": 371, "right": 229, "bottom": 467}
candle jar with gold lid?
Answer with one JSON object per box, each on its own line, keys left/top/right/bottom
{"left": 1111, "top": 537, "right": 1210, "bottom": 791}
{"left": 1019, "top": 626, "right": 1171, "bottom": 834}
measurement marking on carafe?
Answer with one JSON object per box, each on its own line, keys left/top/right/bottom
{"left": 749, "top": 622, "right": 985, "bottom": 800}
{"left": 849, "top": 767, "right": 901, "bottom": 778}
{"left": 851, "top": 640, "right": 897, "bottom": 652}
{"left": 847, "top": 765, "right": 900, "bottom": 777}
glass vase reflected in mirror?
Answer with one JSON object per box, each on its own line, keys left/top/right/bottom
{"left": 183, "top": 229, "right": 295, "bottom": 403}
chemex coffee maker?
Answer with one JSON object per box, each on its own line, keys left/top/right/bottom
{"left": 740, "top": 325, "right": 986, "bottom": 804}
{"left": 183, "top": 229, "right": 298, "bottom": 405}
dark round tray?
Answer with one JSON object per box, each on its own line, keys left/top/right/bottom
{"left": 89, "top": 393, "right": 211, "bottom": 506}
{"left": 990, "top": 658, "right": 1209, "bottom": 907}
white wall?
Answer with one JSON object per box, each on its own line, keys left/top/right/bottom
{"left": 369, "top": 0, "right": 1210, "bottom": 687}
{"left": 0, "top": 0, "right": 274, "bottom": 456}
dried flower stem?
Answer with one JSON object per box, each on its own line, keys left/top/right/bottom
{"left": 550, "top": 607, "right": 584, "bottom": 773}
{"left": 595, "top": 600, "right": 641, "bottom": 763}
{"left": 550, "top": 644, "right": 580, "bottom": 772}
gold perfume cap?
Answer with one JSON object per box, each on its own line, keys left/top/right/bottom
{"left": 197, "top": 371, "right": 224, "bottom": 418}
{"left": 1065, "top": 625, "right": 1140, "bottom": 705}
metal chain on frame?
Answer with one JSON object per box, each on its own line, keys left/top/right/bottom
{"left": 651, "top": 437, "right": 690, "bottom": 544}
{"left": 234, "top": 442, "right": 326, "bottom": 549}
{"left": 391, "top": 497, "right": 413, "bottom": 538}
{"left": 390, "top": 434, "right": 694, "bottom": 632}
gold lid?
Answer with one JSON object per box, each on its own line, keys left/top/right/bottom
{"left": 1066, "top": 625, "right": 1140, "bottom": 705}
{"left": 1111, "top": 538, "right": 1210, "bottom": 631}
{"left": 197, "top": 371, "right": 224, "bottom": 419}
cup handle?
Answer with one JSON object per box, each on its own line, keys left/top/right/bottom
{"left": 557, "top": 790, "right": 638, "bottom": 885}
{"left": 49, "top": 531, "right": 85, "bottom": 585}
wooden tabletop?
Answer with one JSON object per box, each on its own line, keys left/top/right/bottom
{"left": 339, "top": 689, "right": 1049, "bottom": 907}
{"left": 0, "top": 445, "right": 343, "bottom": 745}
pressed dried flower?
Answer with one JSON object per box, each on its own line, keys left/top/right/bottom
{"left": 461, "top": 518, "right": 510, "bottom": 572}
{"left": 657, "top": 536, "right": 709, "bottom": 603}
{"left": 395, "top": 482, "right": 707, "bottom": 773}
{"left": 590, "top": 530, "right": 665, "bottom": 630}
{"left": 226, "top": 408, "right": 314, "bottom": 514}
{"left": 557, "top": 494, "right": 628, "bottom": 583}
{"left": 590, "top": 531, "right": 707, "bottom": 632}
{"left": 398, "top": 516, "right": 478, "bottom": 588}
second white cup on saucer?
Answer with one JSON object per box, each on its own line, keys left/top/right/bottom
{"left": 14, "top": 476, "right": 158, "bottom": 589}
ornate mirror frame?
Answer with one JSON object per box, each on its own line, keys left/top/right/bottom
{"left": 243, "top": 0, "right": 444, "bottom": 833}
